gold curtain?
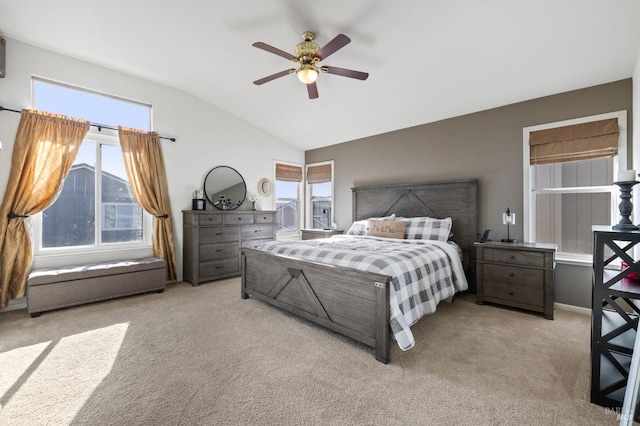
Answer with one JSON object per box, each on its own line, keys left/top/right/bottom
{"left": 529, "top": 118, "right": 619, "bottom": 165}
{"left": 0, "top": 110, "right": 89, "bottom": 309}
{"left": 275, "top": 163, "right": 303, "bottom": 182}
{"left": 118, "top": 126, "right": 177, "bottom": 281}
{"left": 306, "top": 163, "right": 332, "bottom": 184}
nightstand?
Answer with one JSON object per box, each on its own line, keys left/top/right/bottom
{"left": 475, "top": 241, "right": 556, "bottom": 319}
{"left": 301, "top": 229, "right": 344, "bottom": 240}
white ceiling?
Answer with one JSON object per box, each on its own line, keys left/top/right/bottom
{"left": 1, "top": 0, "right": 639, "bottom": 150}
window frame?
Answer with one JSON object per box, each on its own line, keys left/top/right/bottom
{"left": 30, "top": 79, "right": 154, "bottom": 269}
{"left": 274, "top": 160, "right": 304, "bottom": 237}
{"left": 522, "top": 110, "right": 627, "bottom": 264}
{"left": 305, "top": 160, "right": 335, "bottom": 230}
{"left": 31, "top": 129, "right": 153, "bottom": 262}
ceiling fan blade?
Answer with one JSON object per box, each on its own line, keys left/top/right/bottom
{"left": 315, "top": 34, "right": 351, "bottom": 61}
{"left": 307, "top": 82, "right": 319, "bottom": 99}
{"left": 322, "top": 66, "right": 369, "bottom": 80}
{"left": 253, "top": 69, "right": 294, "bottom": 85}
{"left": 252, "top": 42, "right": 297, "bottom": 61}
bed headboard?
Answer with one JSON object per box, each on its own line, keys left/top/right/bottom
{"left": 352, "top": 179, "right": 478, "bottom": 289}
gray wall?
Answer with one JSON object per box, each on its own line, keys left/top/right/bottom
{"left": 305, "top": 79, "right": 633, "bottom": 308}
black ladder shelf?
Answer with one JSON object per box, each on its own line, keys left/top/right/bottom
{"left": 592, "top": 226, "right": 640, "bottom": 408}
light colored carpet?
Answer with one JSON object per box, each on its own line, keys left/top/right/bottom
{"left": 0, "top": 278, "right": 619, "bottom": 425}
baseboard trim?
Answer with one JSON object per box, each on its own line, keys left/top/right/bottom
{"left": 555, "top": 302, "right": 590, "bottom": 315}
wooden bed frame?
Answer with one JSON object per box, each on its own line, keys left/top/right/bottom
{"left": 241, "top": 179, "right": 478, "bottom": 363}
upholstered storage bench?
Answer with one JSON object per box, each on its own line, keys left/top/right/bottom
{"left": 27, "top": 258, "right": 167, "bottom": 317}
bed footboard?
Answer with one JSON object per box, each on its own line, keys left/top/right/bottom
{"left": 241, "top": 248, "right": 392, "bottom": 363}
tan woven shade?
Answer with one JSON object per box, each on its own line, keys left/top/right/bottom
{"left": 529, "top": 118, "right": 619, "bottom": 165}
{"left": 275, "top": 163, "right": 303, "bottom": 182}
{"left": 307, "top": 163, "right": 332, "bottom": 184}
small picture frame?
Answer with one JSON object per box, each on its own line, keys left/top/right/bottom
{"left": 192, "top": 198, "right": 206, "bottom": 210}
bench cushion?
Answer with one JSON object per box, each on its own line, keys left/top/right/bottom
{"left": 28, "top": 258, "right": 166, "bottom": 286}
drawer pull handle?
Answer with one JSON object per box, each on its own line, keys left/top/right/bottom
{"left": 263, "top": 217, "right": 267, "bottom": 220}
{"left": 238, "top": 217, "right": 242, "bottom": 221}
{"left": 509, "top": 272, "right": 514, "bottom": 277}
{"left": 255, "top": 230, "right": 262, "bottom": 233}
{"left": 216, "top": 233, "right": 224, "bottom": 236}
{"left": 215, "top": 249, "right": 223, "bottom": 252}
{"left": 208, "top": 218, "right": 213, "bottom": 221}
{"left": 510, "top": 255, "right": 515, "bottom": 259}
{"left": 509, "top": 291, "right": 514, "bottom": 296}
{"left": 215, "top": 265, "right": 223, "bottom": 269}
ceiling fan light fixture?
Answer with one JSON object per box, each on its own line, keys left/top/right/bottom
{"left": 297, "top": 64, "right": 319, "bottom": 84}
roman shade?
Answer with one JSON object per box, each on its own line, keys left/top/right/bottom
{"left": 529, "top": 118, "right": 619, "bottom": 165}
{"left": 306, "top": 163, "right": 332, "bottom": 184}
{"left": 275, "top": 163, "right": 303, "bottom": 182}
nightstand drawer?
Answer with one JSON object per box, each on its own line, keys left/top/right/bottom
{"left": 483, "top": 248, "right": 545, "bottom": 267}
{"left": 241, "top": 238, "right": 272, "bottom": 249}
{"left": 483, "top": 264, "right": 543, "bottom": 288}
{"left": 484, "top": 281, "right": 544, "bottom": 307}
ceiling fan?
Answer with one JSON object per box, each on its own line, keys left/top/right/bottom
{"left": 252, "top": 31, "right": 369, "bottom": 99}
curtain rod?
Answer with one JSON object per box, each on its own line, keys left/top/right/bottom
{"left": 0, "top": 105, "right": 176, "bottom": 142}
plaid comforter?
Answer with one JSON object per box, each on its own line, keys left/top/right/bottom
{"left": 255, "top": 235, "right": 468, "bottom": 351}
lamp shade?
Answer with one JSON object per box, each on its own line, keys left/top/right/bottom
{"left": 502, "top": 208, "right": 515, "bottom": 225}
{"left": 297, "top": 64, "right": 319, "bottom": 84}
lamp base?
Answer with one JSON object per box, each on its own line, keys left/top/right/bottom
{"left": 501, "top": 239, "right": 516, "bottom": 243}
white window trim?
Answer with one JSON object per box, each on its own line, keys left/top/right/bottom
{"left": 31, "top": 128, "right": 153, "bottom": 269}
{"left": 522, "top": 110, "right": 627, "bottom": 264}
{"left": 274, "top": 160, "right": 304, "bottom": 237}
{"left": 305, "top": 160, "right": 335, "bottom": 230}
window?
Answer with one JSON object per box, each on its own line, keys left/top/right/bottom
{"left": 306, "top": 161, "right": 334, "bottom": 229}
{"left": 523, "top": 111, "right": 627, "bottom": 263}
{"left": 274, "top": 162, "right": 303, "bottom": 235}
{"left": 32, "top": 78, "right": 152, "bottom": 257}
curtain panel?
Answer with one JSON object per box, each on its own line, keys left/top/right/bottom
{"left": 0, "top": 109, "right": 89, "bottom": 309}
{"left": 275, "top": 163, "right": 303, "bottom": 182}
{"left": 529, "top": 118, "right": 619, "bottom": 165}
{"left": 118, "top": 126, "right": 177, "bottom": 281}
{"left": 306, "top": 163, "right": 332, "bottom": 184}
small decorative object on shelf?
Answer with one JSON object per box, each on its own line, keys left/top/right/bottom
{"left": 501, "top": 207, "right": 516, "bottom": 243}
{"left": 613, "top": 173, "right": 639, "bottom": 230}
{"left": 247, "top": 196, "right": 258, "bottom": 211}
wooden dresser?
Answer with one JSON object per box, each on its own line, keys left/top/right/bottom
{"left": 475, "top": 241, "right": 556, "bottom": 319}
{"left": 183, "top": 210, "right": 276, "bottom": 285}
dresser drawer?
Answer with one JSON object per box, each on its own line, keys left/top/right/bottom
{"left": 195, "top": 213, "right": 223, "bottom": 226}
{"left": 200, "top": 226, "right": 240, "bottom": 244}
{"left": 200, "top": 242, "right": 240, "bottom": 261}
{"left": 483, "top": 248, "right": 544, "bottom": 268}
{"left": 241, "top": 238, "right": 273, "bottom": 249}
{"left": 255, "top": 213, "right": 275, "bottom": 224}
{"left": 242, "top": 224, "right": 274, "bottom": 240}
{"left": 224, "top": 213, "right": 255, "bottom": 225}
{"left": 483, "top": 281, "right": 544, "bottom": 307}
{"left": 199, "top": 257, "right": 239, "bottom": 278}
{"left": 483, "top": 263, "right": 543, "bottom": 288}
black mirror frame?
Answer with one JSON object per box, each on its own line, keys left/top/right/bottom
{"left": 203, "top": 166, "right": 247, "bottom": 210}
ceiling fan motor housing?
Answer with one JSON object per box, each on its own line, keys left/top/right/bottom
{"left": 295, "top": 32, "right": 319, "bottom": 64}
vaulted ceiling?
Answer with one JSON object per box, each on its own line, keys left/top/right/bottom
{"left": 1, "top": 0, "right": 639, "bottom": 150}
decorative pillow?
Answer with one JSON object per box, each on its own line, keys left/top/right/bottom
{"left": 346, "top": 214, "right": 396, "bottom": 235}
{"left": 365, "top": 220, "right": 406, "bottom": 239}
{"left": 400, "top": 216, "right": 452, "bottom": 241}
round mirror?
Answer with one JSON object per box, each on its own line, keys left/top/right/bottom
{"left": 204, "top": 166, "right": 246, "bottom": 210}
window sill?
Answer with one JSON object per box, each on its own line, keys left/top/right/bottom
{"left": 555, "top": 255, "right": 592, "bottom": 267}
